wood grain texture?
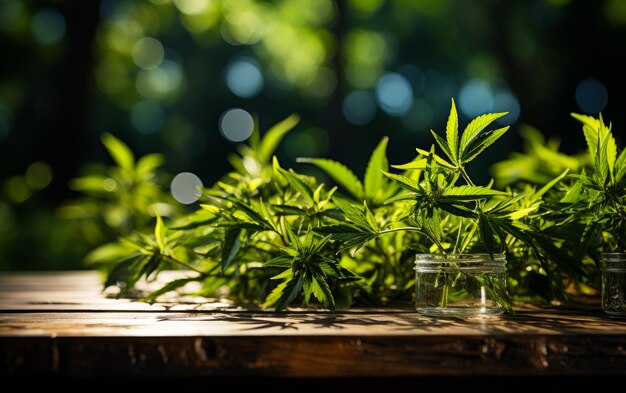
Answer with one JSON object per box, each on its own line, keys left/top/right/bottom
{"left": 1, "top": 272, "right": 626, "bottom": 377}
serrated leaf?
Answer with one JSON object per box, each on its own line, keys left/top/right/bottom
{"left": 221, "top": 229, "right": 241, "bottom": 273}
{"left": 263, "top": 279, "right": 290, "bottom": 308}
{"left": 364, "top": 137, "right": 389, "bottom": 200}
{"left": 273, "top": 274, "right": 305, "bottom": 311}
{"left": 278, "top": 167, "right": 315, "bottom": 205}
{"left": 311, "top": 276, "right": 335, "bottom": 309}
{"left": 445, "top": 98, "right": 459, "bottom": 161}
{"left": 460, "top": 112, "right": 508, "bottom": 156}
{"left": 506, "top": 206, "right": 539, "bottom": 220}
{"left": 382, "top": 171, "right": 421, "bottom": 193}
{"left": 461, "top": 126, "right": 509, "bottom": 163}
{"left": 441, "top": 185, "right": 507, "bottom": 201}
{"left": 297, "top": 158, "right": 364, "bottom": 200}
{"left": 264, "top": 256, "right": 293, "bottom": 268}
{"left": 604, "top": 131, "right": 617, "bottom": 181}
{"left": 391, "top": 159, "right": 427, "bottom": 170}
{"left": 560, "top": 179, "right": 582, "bottom": 203}
{"left": 596, "top": 132, "right": 610, "bottom": 185}
{"left": 430, "top": 130, "right": 454, "bottom": 163}
{"left": 332, "top": 198, "right": 372, "bottom": 230}
{"left": 101, "top": 133, "right": 134, "bottom": 171}
{"left": 415, "top": 148, "right": 455, "bottom": 168}
{"left": 571, "top": 113, "right": 599, "bottom": 161}
{"left": 478, "top": 214, "right": 497, "bottom": 257}
{"left": 257, "top": 114, "right": 300, "bottom": 163}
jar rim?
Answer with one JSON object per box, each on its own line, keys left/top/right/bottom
{"left": 415, "top": 253, "right": 505, "bottom": 261}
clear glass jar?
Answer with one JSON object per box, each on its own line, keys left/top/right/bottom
{"left": 414, "top": 253, "right": 509, "bottom": 317}
{"left": 602, "top": 253, "right": 626, "bottom": 316}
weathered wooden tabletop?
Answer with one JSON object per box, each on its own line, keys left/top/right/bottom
{"left": 1, "top": 271, "right": 626, "bottom": 377}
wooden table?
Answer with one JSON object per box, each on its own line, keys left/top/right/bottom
{"left": 1, "top": 271, "right": 626, "bottom": 379}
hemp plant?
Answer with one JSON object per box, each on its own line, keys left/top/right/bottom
{"left": 86, "top": 99, "right": 620, "bottom": 311}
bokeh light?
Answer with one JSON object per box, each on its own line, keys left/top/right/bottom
{"left": 219, "top": 108, "right": 254, "bottom": 142}
{"left": 25, "top": 162, "right": 53, "bottom": 190}
{"left": 132, "top": 37, "right": 165, "bottom": 70}
{"left": 492, "top": 92, "right": 521, "bottom": 124}
{"left": 575, "top": 78, "right": 608, "bottom": 114}
{"left": 458, "top": 80, "right": 494, "bottom": 118}
{"left": 130, "top": 101, "right": 165, "bottom": 134}
{"left": 4, "top": 176, "right": 31, "bottom": 203}
{"left": 342, "top": 91, "right": 377, "bottom": 125}
{"left": 136, "top": 60, "right": 184, "bottom": 99}
{"left": 174, "top": 0, "right": 211, "bottom": 15}
{"left": 375, "top": 73, "right": 413, "bottom": 116}
{"left": 170, "top": 172, "right": 203, "bottom": 204}
{"left": 225, "top": 58, "right": 264, "bottom": 98}
{"left": 31, "top": 8, "right": 66, "bottom": 45}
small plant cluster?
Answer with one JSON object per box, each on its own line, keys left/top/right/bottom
{"left": 85, "top": 99, "right": 625, "bottom": 311}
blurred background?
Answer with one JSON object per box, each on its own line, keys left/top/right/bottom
{"left": 0, "top": 0, "right": 624, "bottom": 270}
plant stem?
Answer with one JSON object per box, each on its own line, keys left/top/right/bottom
{"left": 453, "top": 217, "right": 463, "bottom": 254}
{"left": 459, "top": 166, "right": 475, "bottom": 186}
{"left": 439, "top": 274, "right": 449, "bottom": 308}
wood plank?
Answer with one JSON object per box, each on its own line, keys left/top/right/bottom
{"left": 2, "top": 271, "right": 626, "bottom": 377}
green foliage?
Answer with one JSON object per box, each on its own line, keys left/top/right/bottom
{"left": 82, "top": 102, "right": 625, "bottom": 312}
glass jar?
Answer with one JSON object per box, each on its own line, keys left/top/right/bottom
{"left": 602, "top": 253, "right": 626, "bottom": 316}
{"left": 414, "top": 253, "right": 509, "bottom": 317}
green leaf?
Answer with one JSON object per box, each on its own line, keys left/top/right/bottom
{"left": 297, "top": 158, "right": 364, "bottom": 200}
{"left": 571, "top": 113, "right": 599, "bottom": 161}
{"left": 278, "top": 168, "right": 315, "bottom": 205}
{"left": 415, "top": 148, "right": 455, "bottom": 169}
{"left": 136, "top": 154, "right": 163, "bottom": 178}
{"left": 430, "top": 130, "right": 455, "bottom": 163}
{"left": 142, "top": 277, "right": 200, "bottom": 304}
{"left": 441, "top": 185, "right": 507, "bottom": 201}
{"left": 273, "top": 274, "right": 305, "bottom": 311}
{"left": 264, "top": 256, "right": 293, "bottom": 268}
{"left": 69, "top": 175, "right": 111, "bottom": 193}
{"left": 560, "top": 179, "right": 582, "bottom": 203}
{"left": 461, "top": 126, "right": 509, "bottom": 163}
{"left": 603, "top": 131, "right": 618, "bottom": 181}
{"left": 105, "top": 255, "right": 150, "bottom": 296}
{"left": 596, "top": 132, "right": 610, "bottom": 185}
{"left": 311, "top": 276, "right": 335, "bottom": 309}
{"left": 221, "top": 229, "right": 241, "bottom": 273}
{"left": 391, "top": 159, "right": 427, "bottom": 170}
{"left": 84, "top": 242, "right": 134, "bottom": 265}
{"left": 364, "top": 137, "right": 389, "bottom": 200}
{"left": 257, "top": 114, "right": 300, "bottom": 163}
{"left": 332, "top": 198, "right": 371, "bottom": 230}
{"left": 154, "top": 213, "right": 167, "bottom": 254}
{"left": 314, "top": 224, "right": 376, "bottom": 248}
{"left": 460, "top": 112, "right": 508, "bottom": 157}
{"left": 445, "top": 98, "right": 459, "bottom": 161}
{"left": 382, "top": 171, "right": 421, "bottom": 193}
{"left": 101, "top": 133, "right": 135, "bottom": 170}
{"left": 263, "top": 279, "right": 290, "bottom": 308}
{"left": 478, "top": 214, "right": 498, "bottom": 257}
{"left": 615, "top": 148, "right": 626, "bottom": 182}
